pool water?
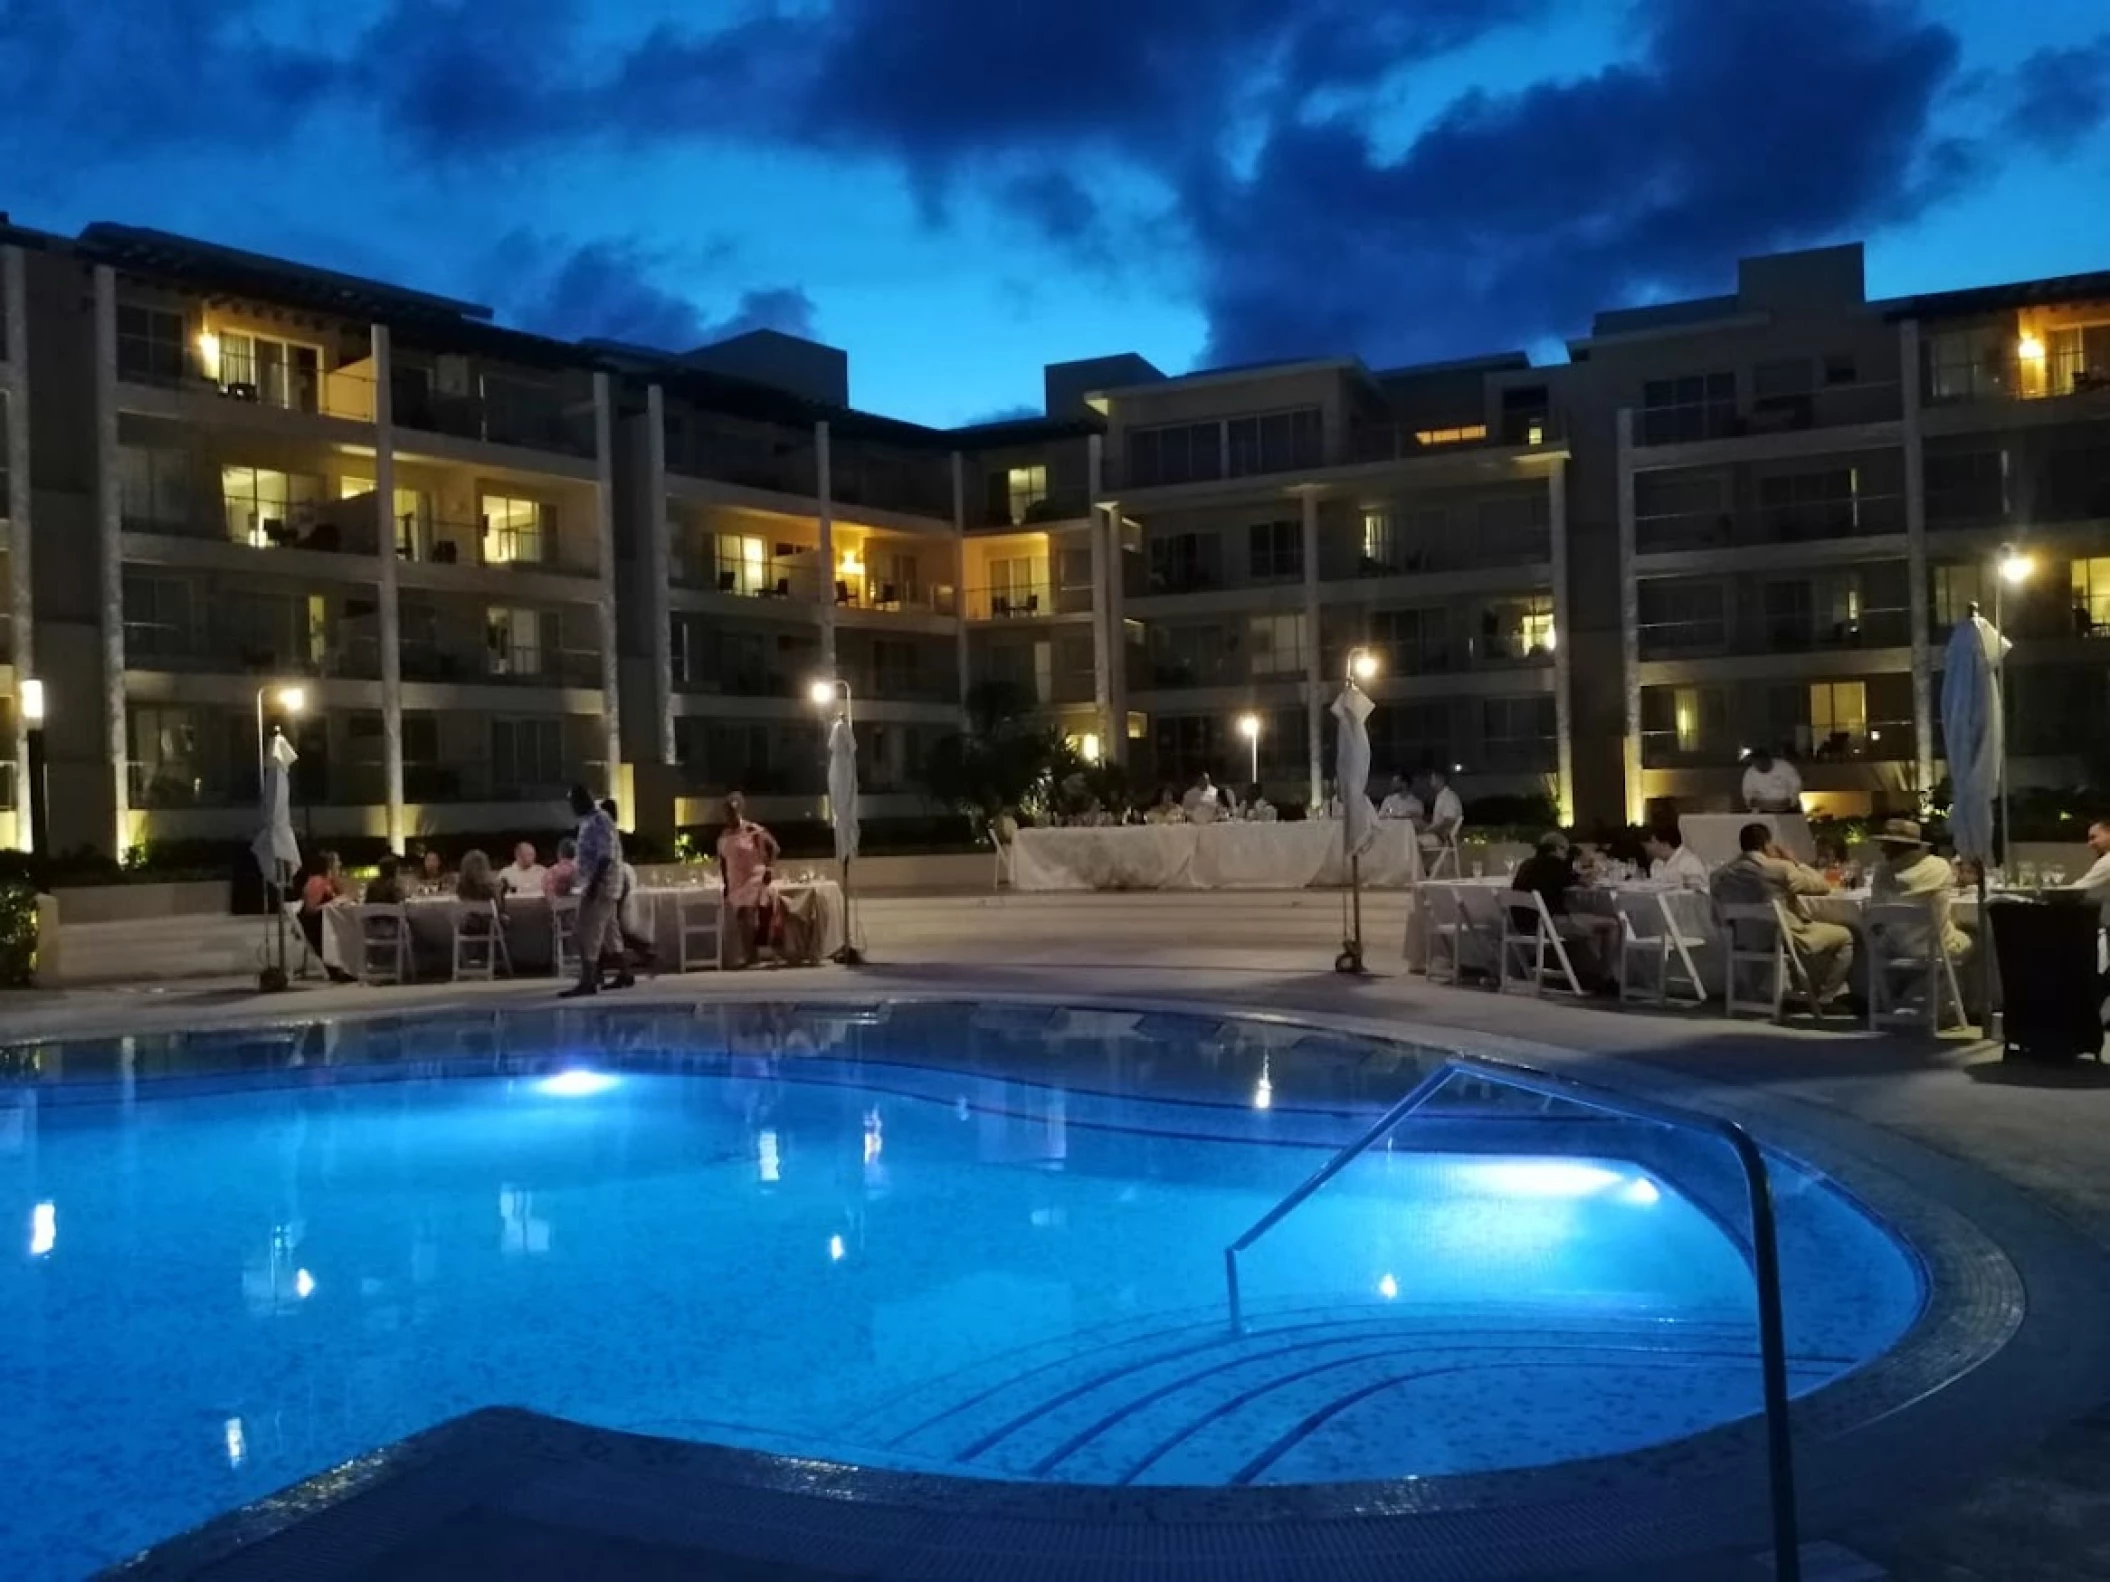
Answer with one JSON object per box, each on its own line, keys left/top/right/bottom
{"left": 0, "top": 1007, "right": 1925, "bottom": 1578}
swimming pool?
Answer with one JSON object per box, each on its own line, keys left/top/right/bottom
{"left": 0, "top": 1001, "right": 1926, "bottom": 1578}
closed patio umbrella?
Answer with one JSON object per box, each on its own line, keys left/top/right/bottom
{"left": 1330, "top": 680, "right": 1376, "bottom": 972}
{"left": 251, "top": 729, "right": 302, "bottom": 988}
{"left": 1941, "top": 609, "right": 2006, "bottom": 1030}
{"left": 825, "top": 713, "right": 864, "bottom": 963}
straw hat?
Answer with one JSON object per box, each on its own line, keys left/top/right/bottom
{"left": 1872, "top": 817, "right": 1927, "bottom": 848}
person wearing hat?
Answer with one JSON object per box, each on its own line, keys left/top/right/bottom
{"left": 1870, "top": 818, "right": 1970, "bottom": 964}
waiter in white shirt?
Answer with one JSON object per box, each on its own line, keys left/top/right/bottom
{"left": 2073, "top": 819, "right": 2110, "bottom": 922}
{"left": 1741, "top": 746, "right": 1804, "bottom": 813}
{"left": 1181, "top": 773, "right": 1220, "bottom": 823}
{"left": 1642, "top": 823, "right": 1710, "bottom": 890}
{"left": 1378, "top": 774, "right": 1423, "bottom": 821}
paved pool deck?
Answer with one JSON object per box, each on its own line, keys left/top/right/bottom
{"left": 13, "top": 890, "right": 2110, "bottom": 1580}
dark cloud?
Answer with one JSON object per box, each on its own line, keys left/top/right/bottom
{"left": 1194, "top": 0, "right": 1971, "bottom": 366}
{"left": 502, "top": 236, "right": 814, "bottom": 352}
{"left": 1000, "top": 171, "right": 1100, "bottom": 245}
{"left": 2004, "top": 35, "right": 2110, "bottom": 156}
{"left": 961, "top": 403, "right": 1045, "bottom": 426}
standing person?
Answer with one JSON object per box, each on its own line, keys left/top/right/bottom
{"left": 2075, "top": 819, "right": 2110, "bottom": 922}
{"left": 1710, "top": 822, "right": 1854, "bottom": 1005}
{"left": 718, "top": 790, "right": 782, "bottom": 967}
{"left": 496, "top": 840, "right": 547, "bottom": 896}
{"left": 1741, "top": 745, "right": 1804, "bottom": 813}
{"left": 1182, "top": 772, "right": 1220, "bottom": 822}
{"left": 559, "top": 785, "right": 621, "bottom": 998}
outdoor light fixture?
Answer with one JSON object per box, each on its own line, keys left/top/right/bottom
{"left": 1999, "top": 547, "right": 2035, "bottom": 585}
{"left": 1236, "top": 713, "right": 1261, "bottom": 740}
{"left": 1079, "top": 732, "right": 1102, "bottom": 764}
{"left": 278, "top": 685, "right": 307, "bottom": 716}
{"left": 809, "top": 678, "right": 840, "bottom": 707}
{"left": 1348, "top": 648, "right": 1379, "bottom": 683}
{"left": 18, "top": 678, "right": 44, "bottom": 724}
{"left": 2018, "top": 334, "right": 2046, "bottom": 362}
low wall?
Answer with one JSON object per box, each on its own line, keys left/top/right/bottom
{"left": 50, "top": 880, "right": 233, "bottom": 925}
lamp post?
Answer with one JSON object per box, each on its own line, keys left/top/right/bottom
{"left": 809, "top": 676, "right": 864, "bottom": 965}
{"left": 1994, "top": 546, "right": 2033, "bottom": 873}
{"left": 20, "top": 678, "right": 47, "bottom": 862}
{"left": 1336, "top": 647, "right": 1381, "bottom": 974}
{"left": 1236, "top": 712, "right": 1261, "bottom": 787}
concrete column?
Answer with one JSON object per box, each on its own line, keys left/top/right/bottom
{"left": 1087, "top": 435, "right": 1113, "bottom": 749}
{"left": 92, "top": 266, "right": 127, "bottom": 856}
{"left": 645, "top": 384, "right": 674, "bottom": 764}
{"left": 1900, "top": 320, "right": 1935, "bottom": 803}
{"left": 951, "top": 450, "right": 970, "bottom": 724}
{"left": 3, "top": 246, "right": 32, "bottom": 852}
{"left": 1548, "top": 456, "right": 1575, "bottom": 826}
{"left": 1105, "top": 507, "right": 1128, "bottom": 766}
{"left": 816, "top": 420, "right": 836, "bottom": 673}
{"left": 370, "top": 325, "right": 405, "bottom": 850}
{"left": 1301, "top": 489, "right": 1322, "bottom": 807}
{"left": 592, "top": 371, "right": 622, "bottom": 787}
{"left": 1616, "top": 407, "right": 1643, "bottom": 825}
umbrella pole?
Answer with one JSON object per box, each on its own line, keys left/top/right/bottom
{"left": 1336, "top": 853, "right": 1366, "bottom": 974}
{"left": 834, "top": 853, "right": 866, "bottom": 967}
{"left": 1978, "top": 871, "right": 1995, "bottom": 1047}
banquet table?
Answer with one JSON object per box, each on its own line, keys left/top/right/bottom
{"left": 322, "top": 880, "right": 846, "bottom": 979}
{"left": 1010, "top": 819, "right": 1423, "bottom": 892}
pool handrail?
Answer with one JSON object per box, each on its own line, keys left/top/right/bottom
{"left": 1221, "top": 1052, "right": 1801, "bottom": 1582}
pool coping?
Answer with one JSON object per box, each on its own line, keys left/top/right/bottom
{"left": 46, "top": 990, "right": 2110, "bottom": 1580}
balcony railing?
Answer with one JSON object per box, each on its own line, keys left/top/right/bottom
{"left": 123, "top": 621, "right": 382, "bottom": 679}
{"left": 964, "top": 583, "right": 1094, "bottom": 620}
{"left": 1350, "top": 412, "right": 1561, "bottom": 463}
{"left": 393, "top": 384, "right": 596, "bottom": 459}
{"left": 116, "top": 344, "right": 379, "bottom": 423}
{"left": 1638, "top": 605, "right": 1910, "bottom": 660}
{"left": 415, "top": 519, "right": 598, "bottom": 577}
{"left": 979, "top": 488, "right": 1093, "bottom": 527}
{"left": 1143, "top": 653, "right": 1310, "bottom": 690}
{"left": 673, "top": 551, "right": 824, "bottom": 602}
{"left": 830, "top": 448, "right": 953, "bottom": 519}
{"left": 969, "top": 667, "right": 1097, "bottom": 708}
{"left": 673, "top": 666, "right": 812, "bottom": 700}
{"left": 834, "top": 577, "right": 956, "bottom": 616}
{"left": 1635, "top": 494, "right": 1904, "bottom": 555}
{"left": 125, "top": 497, "right": 383, "bottom": 558}
{"left": 1928, "top": 357, "right": 2110, "bottom": 408}
{"left": 666, "top": 430, "right": 819, "bottom": 496}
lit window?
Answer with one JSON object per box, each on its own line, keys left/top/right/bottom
{"left": 1673, "top": 687, "right": 1703, "bottom": 752}
{"left": 481, "top": 495, "right": 546, "bottom": 565}
{"left": 2072, "top": 557, "right": 2110, "bottom": 631}
{"left": 1809, "top": 681, "right": 1868, "bottom": 745}
{"left": 221, "top": 465, "right": 320, "bottom": 548}
{"left": 1006, "top": 465, "right": 1047, "bottom": 525}
{"left": 1413, "top": 424, "right": 1489, "bottom": 447}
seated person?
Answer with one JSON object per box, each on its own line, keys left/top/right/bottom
{"left": 542, "top": 837, "right": 580, "bottom": 897}
{"left": 495, "top": 841, "right": 548, "bottom": 896}
{"left": 1642, "top": 822, "right": 1710, "bottom": 891}
{"left": 363, "top": 856, "right": 406, "bottom": 906}
{"left": 1242, "top": 784, "right": 1277, "bottom": 822}
{"left": 1710, "top": 822, "right": 1853, "bottom": 1005}
{"left": 1509, "top": 832, "right": 1622, "bottom": 986}
{"left": 299, "top": 851, "right": 353, "bottom": 979}
{"left": 1182, "top": 773, "right": 1221, "bottom": 823}
{"left": 416, "top": 846, "right": 448, "bottom": 892}
{"left": 1423, "top": 770, "right": 1463, "bottom": 846}
{"left": 1143, "top": 787, "right": 1182, "bottom": 825}
{"left": 1869, "top": 819, "right": 1969, "bottom": 962}
{"left": 1378, "top": 774, "right": 1424, "bottom": 821}
{"left": 455, "top": 849, "right": 502, "bottom": 903}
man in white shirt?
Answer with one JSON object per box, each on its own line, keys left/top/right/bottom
{"left": 495, "top": 840, "right": 548, "bottom": 896}
{"left": 1425, "top": 770, "right": 1464, "bottom": 839}
{"left": 1741, "top": 746, "right": 1804, "bottom": 813}
{"left": 1182, "top": 773, "right": 1220, "bottom": 823}
{"left": 2073, "top": 820, "right": 2110, "bottom": 922}
{"left": 1642, "top": 823, "right": 1710, "bottom": 891}
{"left": 1378, "top": 774, "right": 1424, "bottom": 821}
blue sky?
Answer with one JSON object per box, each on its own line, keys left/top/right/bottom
{"left": 3, "top": 0, "right": 2108, "bottom": 426}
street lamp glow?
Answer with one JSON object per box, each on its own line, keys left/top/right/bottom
{"left": 809, "top": 678, "right": 840, "bottom": 707}
{"left": 1348, "top": 649, "right": 1379, "bottom": 683}
{"left": 277, "top": 685, "right": 307, "bottom": 715}
{"left": 18, "top": 678, "right": 44, "bottom": 724}
{"left": 1236, "top": 713, "right": 1261, "bottom": 741}
{"left": 1999, "top": 549, "right": 2035, "bottom": 586}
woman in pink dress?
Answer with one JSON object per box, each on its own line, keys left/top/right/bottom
{"left": 717, "top": 790, "right": 781, "bottom": 965}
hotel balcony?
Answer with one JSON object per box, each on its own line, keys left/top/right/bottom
{"left": 673, "top": 544, "right": 827, "bottom": 605}
{"left": 828, "top": 439, "right": 954, "bottom": 524}
{"left": 389, "top": 357, "right": 598, "bottom": 465}
{"left": 405, "top": 515, "right": 601, "bottom": 582}
{"left": 1636, "top": 565, "right": 1912, "bottom": 676}
{"left": 1104, "top": 409, "right": 1561, "bottom": 496}
{"left": 664, "top": 414, "right": 819, "bottom": 500}
{"left": 973, "top": 484, "right": 1093, "bottom": 530}
{"left": 962, "top": 580, "right": 1095, "bottom": 621}
{"left": 1637, "top": 675, "right": 1917, "bottom": 816}
{"left": 1920, "top": 307, "right": 2110, "bottom": 432}
{"left": 115, "top": 301, "right": 380, "bottom": 431}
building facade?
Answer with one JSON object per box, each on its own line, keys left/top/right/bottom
{"left": 1, "top": 218, "right": 2105, "bottom": 858}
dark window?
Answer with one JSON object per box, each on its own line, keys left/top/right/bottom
{"left": 1924, "top": 449, "right": 2008, "bottom": 528}
{"left": 1127, "top": 422, "right": 1222, "bottom": 487}
{"left": 1147, "top": 531, "right": 1221, "bottom": 593}
{"left": 116, "top": 304, "right": 188, "bottom": 385}
{"left": 1481, "top": 696, "right": 1557, "bottom": 770}
{"left": 1227, "top": 408, "right": 1322, "bottom": 476}
{"left": 1247, "top": 519, "right": 1302, "bottom": 580}
{"left": 1639, "top": 372, "right": 1737, "bottom": 445}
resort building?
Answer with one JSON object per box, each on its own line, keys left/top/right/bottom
{"left": 2, "top": 216, "right": 2106, "bottom": 857}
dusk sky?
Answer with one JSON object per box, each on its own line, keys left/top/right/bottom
{"left": 4, "top": 0, "right": 2108, "bottom": 427}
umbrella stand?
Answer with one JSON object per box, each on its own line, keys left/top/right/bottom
{"left": 1335, "top": 853, "right": 1366, "bottom": 974}
{"left": 259, "top": 866, "right": 291, "bottom": 994}
{"left": 833, "top": 854, "right": 866, "bottom": 966}
{"left": 1978, "top": 870, "right": 1995, "bottom": 1046}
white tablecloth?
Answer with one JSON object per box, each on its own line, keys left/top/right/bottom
{"left": 1010, "top": 821, "right": 1423, "bottom": 892}
{"left": 1678, "top": 813, "right": 1813, "bottom": 868}
{"left": 323, "top": 881, "right": 846, "bottom": 978}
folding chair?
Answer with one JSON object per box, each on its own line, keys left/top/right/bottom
{"left": 1452, "top": 885, "right": 1509, "bottom": 984}
{"left": 1719, "top": 900, "right": 1829, "bottom": 1022}
{"left": 452, "top": 899, "right": 511, "bottom": 982}
{"left": 355, "top": 904, "right": 410, "bottom": 986}
{"left": 550, "top": 895, "right": 584, "bottom": 980}
{"left": 1617, "top": 892, "right": 1709, "bottom": 1007}
{"left": 675, "top": 888, "right": 726, "bottom": 971}
{"left": 281, "top": 898, "right": 318, "bottom": 979}
{"left": 1418, "top": 884, "right": 1467, "bottom": 983}
{"left": 1497, "top": 888, "right": 1585, "bottom": 997}
{"left": 1420, "top": 830, "right": 1461, "bottom": 880}
{"left": 1866, "top": 899, "right": 1968, "bottom": 1033}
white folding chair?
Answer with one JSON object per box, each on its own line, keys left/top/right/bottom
{"left": 354, "top": 903, "right": 410, "bottom": 986}
{"left": 1497, "top": 888, "right": 1585, "bottom": 997}
{"left": 550, "top": 895, "right": 584, "bottom": 980}
{"left": 1866, "top": 899, "right": 1967, "bottom": 1033}
{"left": 452, "top": 899, "right": 511, "bottom": 982}
{"left": 1420, "top": 829, "right": 1461, "bottom": 880}
{"left": 280, "top": 899, "right": 318, "bottom": 979}
{"left": 1617, "top": 892, "right": 1709, "bottom": 1007}
{"left": 675, "top": 888, "right": 726, "bottom": 971}
{"left": 1419, "top": 884, "right": 1467, "bottom": 984}
{"left": 1719, "top": 900, "right": 1828, "bottom": 1022}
